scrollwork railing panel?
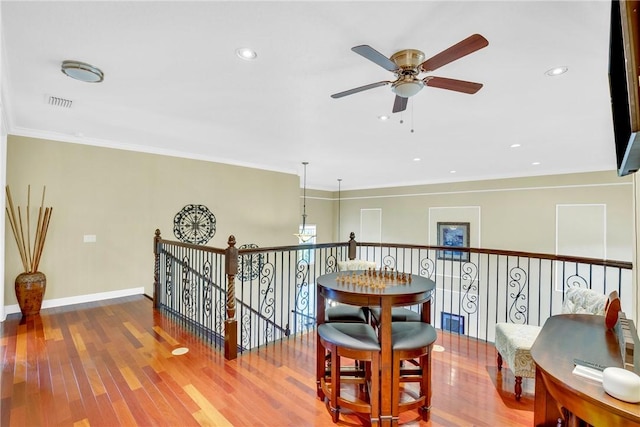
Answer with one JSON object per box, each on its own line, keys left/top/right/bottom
{"left": 258, "top": 261, "right": 276, "bottom": 344}
{"left": 507, "top": 266, "right": 528, "bottom": 324}
{"left": 461, "top": 261, "right": 479, "bottom": 315}
{"left": 293, "top": 259, "right": 311, "bottom": 334}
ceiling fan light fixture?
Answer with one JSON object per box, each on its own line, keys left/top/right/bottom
{"left": 391, "top": 79, "right": 424, "bottom": 98}
{"left": 61, "top": 60, "right": 104, "bottom": 83}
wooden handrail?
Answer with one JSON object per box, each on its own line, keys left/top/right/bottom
{"left": 233, "top": 240, "right": 632, "bottom": 271}
{"left": 156, "top": 232, "right": 631, "bottom": 271}
{"left": 354, "top": 241, "right": 633, "bottom": 270}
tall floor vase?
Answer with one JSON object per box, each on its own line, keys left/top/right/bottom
{"left": 15, "top": 271, "right": 46, "bottom": 316}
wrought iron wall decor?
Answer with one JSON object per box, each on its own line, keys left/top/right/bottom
{"left": 238, "top": 244, "right": 263, "bottom": 281}
{"left": 173, "top": 204, "right": 217, "bottom": 245}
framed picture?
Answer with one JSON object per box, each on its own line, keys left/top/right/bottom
{"left": 441, "top": 312, "right": 465, "bottom": 334}
{"left": 437, "top": 222, "right": 470, "bottom": 261}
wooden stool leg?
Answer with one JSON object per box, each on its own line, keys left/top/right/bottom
{"left": 515, "top": 376, "right": 522, "bottom": 401}
{"left": 420, "top": 350, "right": 432, "bottom": 421}
{"left": 392, "top": 353, "right": 401, "bottom": 420}
{"left": 330, "top": 349, "right": 340, "bottom": 422}
{"left": 361, "top": 360, "right": 370, "bottom": 394}
{"left": 497, "top": 352, "right": 503, "bottom": 371}
{"left": 370, "top": 354, "right": 380, "bottom": 426}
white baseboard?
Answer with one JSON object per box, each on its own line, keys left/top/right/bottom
{"left": 2, "top": 287, "right": 146, "bottom": 319}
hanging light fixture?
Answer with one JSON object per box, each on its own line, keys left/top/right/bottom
{"left": 337, "top": 178, "right": 342, "bottom": 241}
{"left": 294, "top": 162, "right": 316, "bottom": 243}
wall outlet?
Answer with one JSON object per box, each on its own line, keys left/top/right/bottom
{"left": 83, "top": 234, "right": 96, "bottom": 243}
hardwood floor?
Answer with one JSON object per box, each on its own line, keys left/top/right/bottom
{"left": 1, "top": 295, "right": 533, "bottom": 426}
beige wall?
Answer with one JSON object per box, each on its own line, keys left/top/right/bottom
{"left": 4, "top": 135, "right": 637, "bottom": 321}
{"left": 4, "top": 136, "right": 301, "bottom": 305}
{"left": 331, "top": 172, "right": 637, "bottom": 320}
{"left": 334, "top": 172, "right": 633, "bottom": 259}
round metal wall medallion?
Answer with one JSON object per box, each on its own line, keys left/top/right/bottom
{"left": 173, "top": 204, "right": 216, "bottom": 245}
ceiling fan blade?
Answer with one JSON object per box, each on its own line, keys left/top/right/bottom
{"left": 392, "top": 95, "right": 408, "bottom": 113}
{"left": 331, "top": 81, "right": 390, "bottom": 98}
{"left": 351, "top": 45, "right": 398, "bottom": 72}
{"left": 419, "top": 34, "right": 489, "bottom": 72}
{"left": 425, "top": 76, "right": 483, "bottom": 94}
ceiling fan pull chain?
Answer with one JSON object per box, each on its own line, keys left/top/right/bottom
{"left": 411, "top": 102, "right": 415, "bottom": 133}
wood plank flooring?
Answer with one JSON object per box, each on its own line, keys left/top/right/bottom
{"left": 1, "top": 295, "right": 534, "bottom": 426}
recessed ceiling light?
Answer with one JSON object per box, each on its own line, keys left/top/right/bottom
{"left": 532, "top": 161, "right": 541, "bottom": 165}
{"left": 544, "top": 66, "right": 568, "bottom": 76}
{"left": 413, "top": 157, "right": 421, "bottom": 162}
{"left": 236, "top": 47, "right": 257, "bottom": 61}
{"left": 450, "top": 170, "right": 456, "bottom": 174}
{"left": 61, "top": 60, "right": 104, "bottom": 83}
{"left": 378, "top": 115, "right": 389, "bottom": 121}
{"left": 510, "top": 143, "right": 521, "bottom": 148}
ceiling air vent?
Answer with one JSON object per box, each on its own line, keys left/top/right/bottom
{"left": 47, "top": 96, "right": 73, "bottom": 108}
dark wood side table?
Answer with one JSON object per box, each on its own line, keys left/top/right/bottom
{"left": 316, "top": 271, "right": 435, "bottom": 427}
{"left": 530, "top": 314, "right": 640, "bottom": 427}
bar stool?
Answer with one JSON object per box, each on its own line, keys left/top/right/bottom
{"left": 317, "top": 322, "right": 381, "bottom": 424}
{"left": 325, "top": 305, "right": 368, "bottom": 372}
{"left": 391, "top": 321, "right": 437, "bottom": 422}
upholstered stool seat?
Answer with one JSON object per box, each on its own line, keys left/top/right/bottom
{"left": 317, "top": 322, "right": 381, "bottom": 424}
{"left": 494, "top": 323, "right": 541, "bottom": 400}
{"left": 391, "top": 322, "right": 437, "bottom": 421}
{"left": 370, "top": 306, "right": 420, "bottom": 324}
{"left": 325, "top": 305, "right": 368, "bottom": 323}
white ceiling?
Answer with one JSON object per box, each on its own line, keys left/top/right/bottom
{"left": 1, "top": 1, "right": 617, "bottom": 191}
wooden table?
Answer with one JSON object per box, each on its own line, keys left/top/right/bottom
{"left": 530, "top": 314, "right": 640, "bottom": 427}
{"left": 316, "top": 271, "right": 436, "bottom": 427}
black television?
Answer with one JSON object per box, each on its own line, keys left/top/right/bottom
{"left": 610, "top": 0, "right": 640, "bottom": 176}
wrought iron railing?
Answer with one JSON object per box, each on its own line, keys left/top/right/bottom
{"left": 153, "top": 230, "right": 633, "bottom": 359}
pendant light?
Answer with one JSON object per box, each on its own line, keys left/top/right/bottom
{"left": 337, "top": 178, "right": 342, "bottom": 241}
{"left": 294, "top": 162, "right": 316, "bottom": 242}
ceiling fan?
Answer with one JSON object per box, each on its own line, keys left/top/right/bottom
{"left": 331, "top": 34, "right": 488, "bottom": 113}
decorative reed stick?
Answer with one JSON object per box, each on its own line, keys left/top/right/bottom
{"left": 5, "top": 186, "right": 52, "bottom": 273}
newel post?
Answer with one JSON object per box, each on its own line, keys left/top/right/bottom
{"left": 348, "top": 231, "right": 357, "bottom": 260}
{"left": 225, "top": 235, "right": 238, "bottom": 360}
{"left": 153, "top": 229, "right": 161, "bottom": 308}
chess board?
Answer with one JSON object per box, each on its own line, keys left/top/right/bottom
{"left": 335, "top": 268, "right": 412, "bottom": 288}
